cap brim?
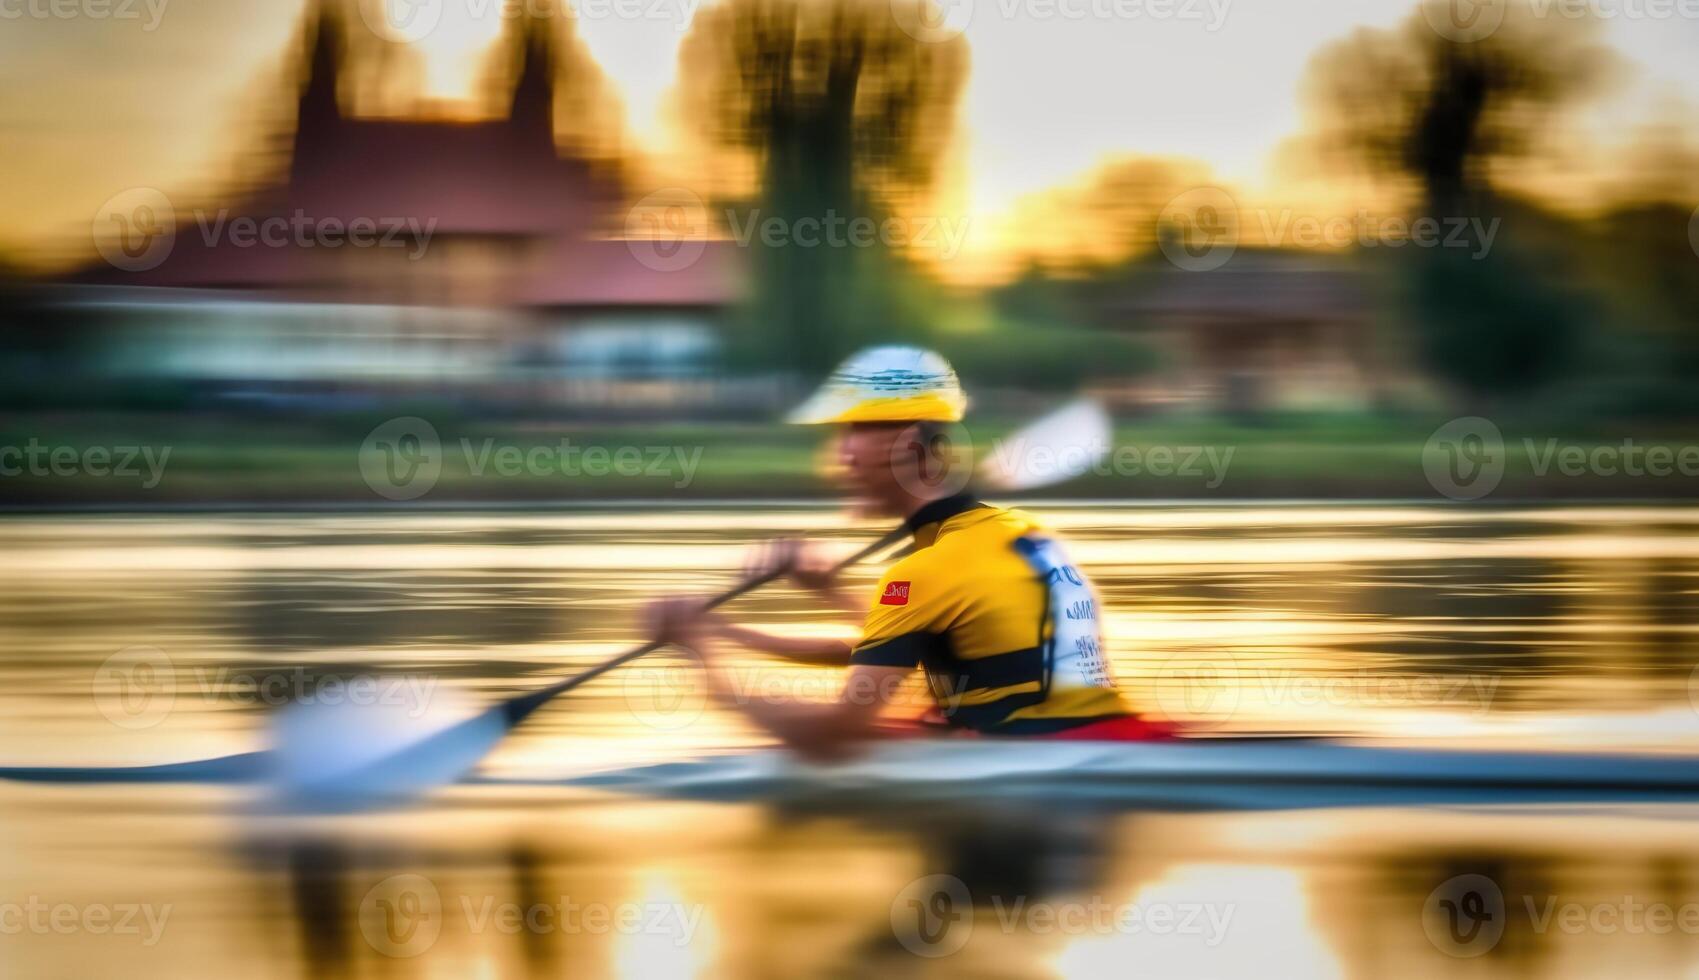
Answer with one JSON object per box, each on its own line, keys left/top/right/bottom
{"left": 786, "top": 391, "right": 967, "bottom": 424}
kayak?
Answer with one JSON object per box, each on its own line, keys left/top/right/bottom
{"left": 513, "top": 739, "right": 1699, "bottom": 809}
{"left": 8, "top": 740, "right": 1699, "bottom": 811}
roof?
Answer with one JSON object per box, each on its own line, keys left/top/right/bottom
{"left": 522, "top": 239, "right": 747, "bottom": 308}
{"left": 287, "top": 119, "right": 602, "bottom": 235}
{"left": 1111, "top": 250, "right": 1372, "bottom": 322}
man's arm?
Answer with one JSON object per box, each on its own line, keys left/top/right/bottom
{"left": 646, "top": 598, "right": 907, "bottom": 760}
{"left": 695, "top": 642, "right": 909, "bottom": 761}
{"left": 703, "top": 615, "right": 853, "bottom": 666}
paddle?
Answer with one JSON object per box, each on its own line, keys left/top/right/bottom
{"left": 270, "top": 399, "right": 1114, "bottom": 807}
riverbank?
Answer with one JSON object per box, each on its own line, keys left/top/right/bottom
{"left": 3, "top": 411, "right": 1698, "bottom": 507}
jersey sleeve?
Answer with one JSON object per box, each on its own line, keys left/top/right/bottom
{"left": 849, "top": 563, "right": 946, "bottom": 669}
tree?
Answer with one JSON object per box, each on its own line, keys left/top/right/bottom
{"left": 1295, "top": 0, "right": 1616, "bottom": 404}
{"left": 676, "top": 0, "right": 968, "bottom": 373}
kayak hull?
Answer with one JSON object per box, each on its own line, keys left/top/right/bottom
{"left": 8, "top": 740, "right": 1699, "bottom": 811}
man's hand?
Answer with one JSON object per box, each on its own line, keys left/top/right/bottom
{"left": 744, "top": 538, "right": 838, "bottom": 592}
{"left": 641, "top": 595, "right": 713, "bottom": 651}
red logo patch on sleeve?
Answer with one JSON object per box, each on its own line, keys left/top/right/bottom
{"left": 879, "top": 581, "right": 911, "bottom": 605}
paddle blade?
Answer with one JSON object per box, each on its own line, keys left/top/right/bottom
{"left": 979, "top": 398, "right": 1113, "bottom": 491}
{"left": 266, "top": 688, "right": 510, "bottom": 810}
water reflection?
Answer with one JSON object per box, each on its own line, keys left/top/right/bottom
{"left": 2, "top": 505, "right": 1698, "bottom": 767}
{"left": 8, "top": 781, "right": 1698, "bottom": 978}
{"left": 4, "top": 505, "right": 1699, "bottom": 978}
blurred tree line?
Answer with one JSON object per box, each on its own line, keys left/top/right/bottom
{"left": 1292, "top": 0, "right": 1697, "bottom": 417}
{"left": 676, "top": 0, "right": 1157, "bottom": 389}
{"left": 5, "top": 0, "right": 1696, "bottom": 416}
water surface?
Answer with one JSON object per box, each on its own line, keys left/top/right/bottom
{"left": 3, "top": 504, "right": 1698, "bottom": 978}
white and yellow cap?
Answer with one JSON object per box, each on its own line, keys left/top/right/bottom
{"left": 787, "top": 346, "right": 969, "bottom": 424}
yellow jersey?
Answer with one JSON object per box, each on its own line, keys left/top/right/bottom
{"left": 851, "top": 494, "right": 1129, "bottom": 734}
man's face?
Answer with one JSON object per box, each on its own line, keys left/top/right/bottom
{"left": 836, "top": 422, "right": 965, "bottom": 515}
{"left": 835, "top": 423, "right": 917, "bottom": 516}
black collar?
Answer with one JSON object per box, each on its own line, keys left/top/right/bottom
{"left": 903, "top": 492, "right": 987, "bottom": 537}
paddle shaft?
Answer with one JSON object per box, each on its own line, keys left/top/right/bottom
{"left": 501, "top": 524, "right": 910, "bottom": 726}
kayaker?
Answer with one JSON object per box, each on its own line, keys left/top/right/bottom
{"left": 644, "top": 345, "right": 1175, "bottom": 758}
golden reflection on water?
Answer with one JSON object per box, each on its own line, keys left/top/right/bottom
{"left": 2, "top": 504, "right": 1699, "bottom": 978}
{"left": 5, "top": 781, "right": 1699, "bottom": 979}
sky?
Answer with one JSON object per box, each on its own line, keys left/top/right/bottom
{"left": 2, "top": 0, "right": 1697, "bottom": 277}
